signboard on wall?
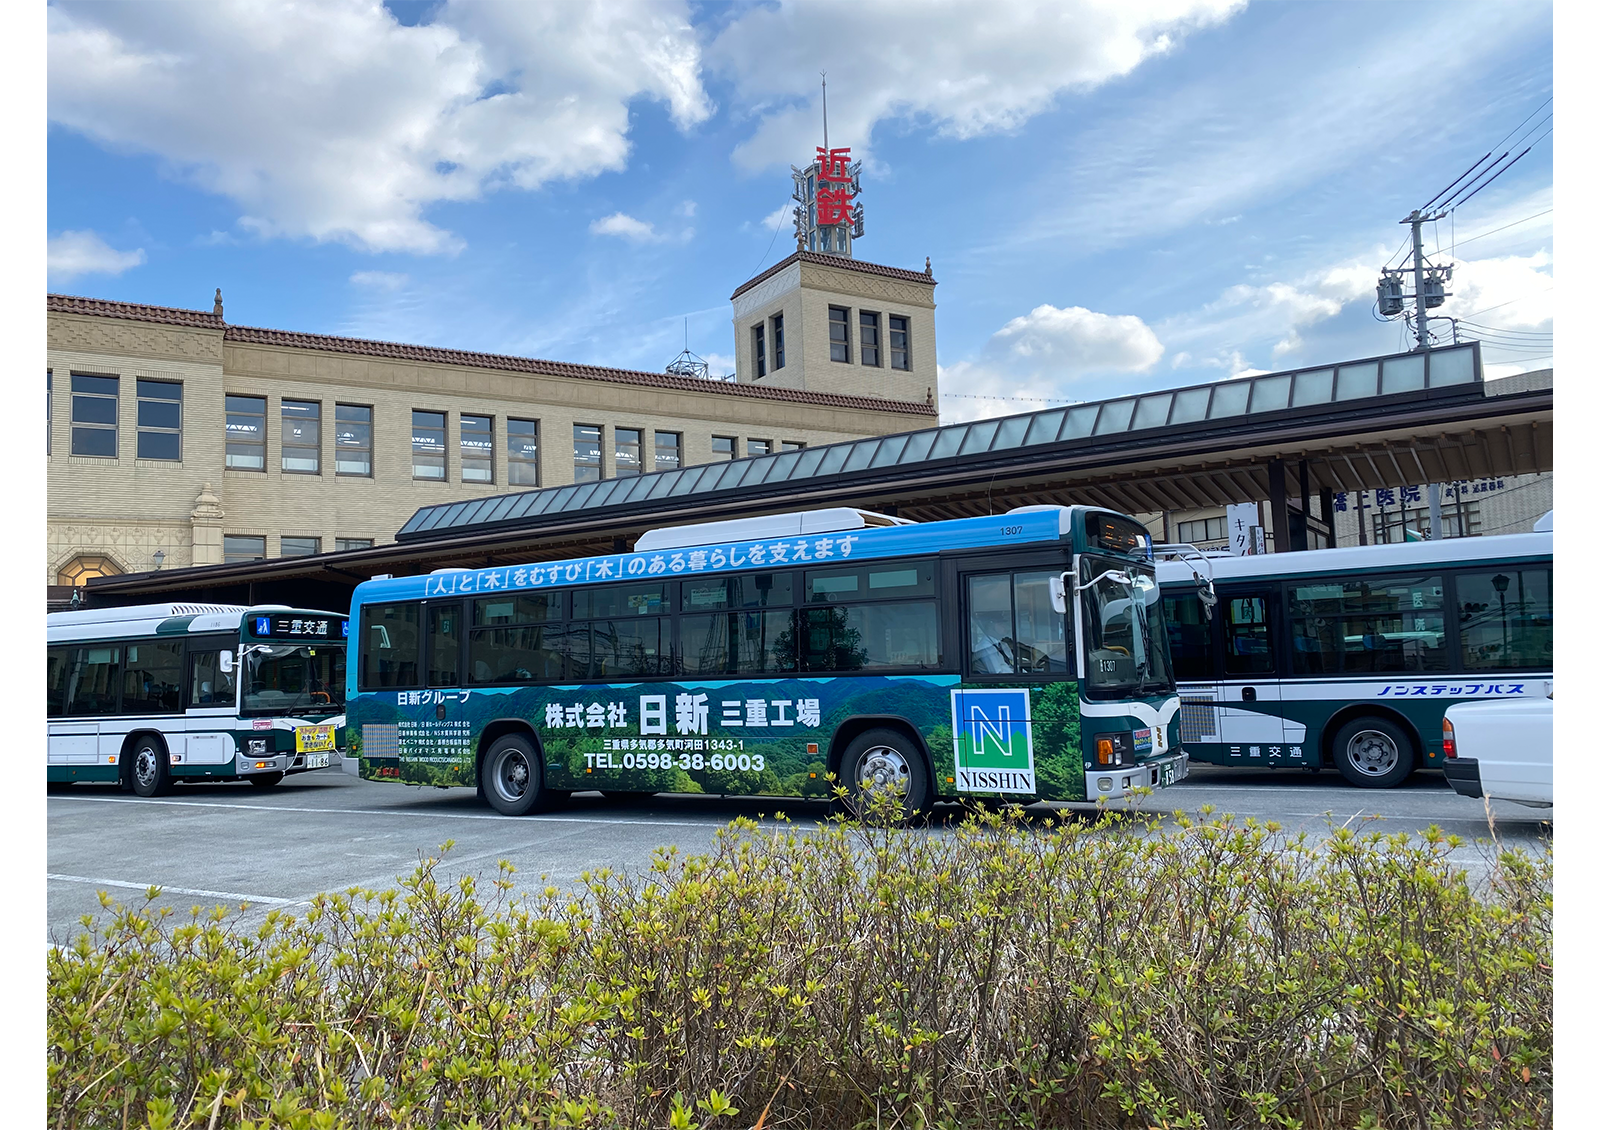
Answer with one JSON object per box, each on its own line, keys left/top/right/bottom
{"left": 1227, "top": 502, "right": 1261, "bottom": 555}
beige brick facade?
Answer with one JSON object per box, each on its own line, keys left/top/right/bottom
{"left": 47, "top": 297, "right": 935, "bottom": 585}
{"left": 731, "top": 251, "right": 937, "bottom": 406}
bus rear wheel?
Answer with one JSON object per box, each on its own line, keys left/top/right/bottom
{"left": 480, "top": 734, "right": 551, "bottom": 817}
{"left": 839, "top": 728, "right": 932, "bottom": 824}
{"left": 1330, "top": 717, "right": 1415, "bottom": 789}
{"left": 128, "top": 735, "right": 172, "bottom": 798}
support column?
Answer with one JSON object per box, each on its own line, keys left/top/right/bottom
{"left": 1320, "top": 487, "right": 1337, "bottom": 548}
{"left": 1268, "top": 460, "right": 1289, "bottom": 553}
{"left": 190, "top": 482, "right": 225, "bottom": 566}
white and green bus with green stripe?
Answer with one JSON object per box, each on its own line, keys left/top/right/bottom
{"left": 1156, "top": 529, "right": 1552, "bottom": 788}
{"left": 47, "top": 603, "right": 349, "bottom": 795}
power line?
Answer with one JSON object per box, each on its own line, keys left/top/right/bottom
{"left": 1443, "top": 208, "right": 1552, "bottom": 250}
{"left": 1490, "top": 96, "right": 1552, "bottom": 153}
{"left": 1457, "top": 289, "right": 1554, "bottom": 320}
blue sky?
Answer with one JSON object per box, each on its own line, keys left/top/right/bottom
{"left": 46, "top": 0, "right": 1553, "bottom": 421}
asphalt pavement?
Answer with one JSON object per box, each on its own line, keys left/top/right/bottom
{"left": 46, "top": 762, "right": 1551, "bottom": 944}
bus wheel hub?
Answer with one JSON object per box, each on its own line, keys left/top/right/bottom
{"left": 859, "top": 747, "right": 909, "bottom": 792}
{"left": 1349, "top": 730, "right": 1398, "bottom": 775}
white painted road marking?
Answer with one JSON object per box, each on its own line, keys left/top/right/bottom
{"left": 47, "top": 873, "right": 301, "bottom": 906}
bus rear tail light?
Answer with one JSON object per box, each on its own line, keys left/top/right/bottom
{"left": 1442, "top": 717, "right": 1456, "bottom": 759}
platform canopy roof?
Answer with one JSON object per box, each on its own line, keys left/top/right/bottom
{"left": 84, "top": 342, "right": 1551, "bottom": 610}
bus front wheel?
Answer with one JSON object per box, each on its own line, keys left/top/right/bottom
{"left": 128, "top": 736, "right": 172, "bottom": 798}
{"left": 839, "top": 728, "right": 932, "bottom": 824}
{"left": 480, "top": 734, "right": 550, "bottom": 817}
{"left": 249, "top": 773, "right": 284, "bottom": 787}
{"left": 1330, "top": 717, "right": 1415, "bottom": 789}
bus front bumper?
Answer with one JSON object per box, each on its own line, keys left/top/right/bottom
{"left": 1089, "top": 750, "right": 1189, "bottom": 800}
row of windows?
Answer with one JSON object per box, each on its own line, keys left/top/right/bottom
{"left": 829, "top": 307, "right": 911, "bottom": 370}
{"left": 357, "top": 562, "right": 1068, "bottom": 690}
{"left": 1163, "top": 565, "right": 1553, "bottom": 679}
{"left": 752, "top": 313, "right": 786, "bottom": 378}
{"left": 54, "top": 373, "right": 808, "bottom": 484}
{"left": 223, "top": 535, "right": 373, "bottom": 563}
{"left": 47, "top": 637, "right": 236, "bottom": 718}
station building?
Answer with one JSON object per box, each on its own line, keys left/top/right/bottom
{"left": 46, "top": 250, "right": 940, "bottom": 597}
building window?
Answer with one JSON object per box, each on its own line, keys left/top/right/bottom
{"left": 655, "top": 431, "right": 681, "bottom": 472}
{"left": 70, "top": 373, "right": 118, "bottom": 458}
{"left": 752, "top": 323, "right": 766, "bottom": 378}
{"left": 574, "top": 424, "right": 602, "bottom": 482}
{"left": 772, "top": 314, "right": 786, "bottom": 369}
{"left": 859, "top": 312, "right": 881, "bottom": 367}
{"left": 748, "top": 439, "right": 771, "bottom": 457}
{"left": 225, "top": 394, "right": 266, "bottom": 471}
{"left": 336, "top": 538, "right": 374, "bottom": 551}
{"left": 782, "top": 440, "right": 805, "bottom": 452}
{"left": 412, "top": 410, "right": 446, "bottom": 480}
{"left": 335, "top": 404, "right": 372, "bottom": 476}
{"left": 1177, "top": 516, "right": 1227, "bottom": 545}
{"left": 711, "top": 435, "right": 736, "bottom": 461}
{"left": 889, "top": 315, "right": 911, "bottom": 370}
{"left": 508, "top": 418, "right": 539, "bottom": 486}
{"left": 135, "top": 379, "right": 182, "bottom": 461}
{"left": 280, "top": 536, "right": 321, "bottom": 557}
{"left": 460, "top": 414, "right": 493, "bottom": 483}
{"left": 282, "top": 400, "right": 321, "bottom": 474}
{"left": 56, "top": 554, "right": 123, "bottom": 587}
{"left": 223, "top": 535, "right": 266, "bottom": 563}
{"left": 615, "top": 428, "right": 642, "bottom": 477}
{"left": 829, "top": 306, "right": 851, "bottom": 363}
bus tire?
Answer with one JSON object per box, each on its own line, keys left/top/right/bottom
{"left": 128, "top": 735, "right": 172, "bottom": 798}
{"left": 249, "top": 772, "right": 284, "bottom": 787}
{"left": 838, "top": 727, "right": 932, "bottom": 824}
{"left": 480, "top": 734, "right": 549, "bottom": 816}
{"left": 1330, "top": 717, "right": 1415, "bottom": 789}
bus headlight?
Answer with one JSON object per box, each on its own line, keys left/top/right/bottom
{"left": 1093, "top": 733, "right": 1133, "bottom": 766}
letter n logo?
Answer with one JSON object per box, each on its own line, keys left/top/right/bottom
{"left": 951, "top": 688, "right": 1035, "bottom": 794}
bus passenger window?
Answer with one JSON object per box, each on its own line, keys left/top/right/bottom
{"left": 1222, "top": 595, "right": 1275, "bottom": 676}
{"left": 189, "top": 648, "right": 237, "bottom": 707}
{"left": 361, "top": 603, "right": 421, "bottom": 689}
{"left": 427, "top": 603, "right": 461, "bottom": 687}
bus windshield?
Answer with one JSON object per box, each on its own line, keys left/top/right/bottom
{"left": 244, "top": 643, "right": 346, "bottom": 714}
{"left": 1081, "top": 558, "right": 1174, "bottom": 697}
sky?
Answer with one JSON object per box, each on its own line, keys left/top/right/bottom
{"left": 45, "top": 0, "right": 1554, "bottom": 423}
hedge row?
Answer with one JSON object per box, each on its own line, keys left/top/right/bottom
{"left": 48, "top": 807, "right": 1551, "bottom": 1129}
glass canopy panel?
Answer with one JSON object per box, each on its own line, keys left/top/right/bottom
{"left": 666, "top": 467, "right": 710, "bottom": 497}
{"left": 1427, "top": 346, "right": 1477, "bottom": 387}
{"left": 814, "top": 445, "right": 852, "bottom": 476}
{"left": 1061, "top": 405, "right": 1100, "bottom": 439}
{"left": 643, "top": 472, "right": 682, "bottom": 499}
{"left": 994, "top": 416, "right": 1032, "bottom": 449}
{"left": 840, "top": 439, "right": 882, "bottom": 472}
{"left": 1382, "top": 355, "right": 1425, "bottom": 394}
{"left": 790, "top": 448, "right": 827, "bottom": 478}
{"left": 898, "top": 432, "right": 936, "bottom": 463}
{"left": 1093, "top": 399, "right": 1136, "bottom": 434}
{"left": 1336, "top": 362, "right": 1379, "bottom": 400}
{"left": 480, "top": 495, "right": 521, "bottom": 524}
{"left": 693, "top": 464, "right": 739, "bottom": 494}
{"left": 867, "top": 434, "right": 910, "bottom": 467}
{"left": 1207, "top": 380, "right": 1250, "bottom": 418}
{"left": 1291, "top": 369, "right": 1334, "bottom": 406}
{"left": 957, "top": 420, "right": 1000, "bottom": 456}
{"left": 1167, "top": 386, "right": 1212, "bottom": 424}
{"left": 1248, "top": 374, "right": 1292, "bottom": 413}
{"left": 1130, "top": 394, "right": 1172, "bottom": 431}
{"left": 927, "top": 427, "right": 968, "bottom": 461}
{"left": 1022, "top": 409, "right": 1066, "bottom": 445}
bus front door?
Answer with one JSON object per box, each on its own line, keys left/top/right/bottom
{"left": 1213, "top": 589, "right": 1292, "bottom": 766}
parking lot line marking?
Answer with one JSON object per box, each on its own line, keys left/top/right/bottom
{"left": 47, "top": 794, "right": 736, "bottom": 829}
{"left": 47, "top": 873, "right": 301, "bottom": 906}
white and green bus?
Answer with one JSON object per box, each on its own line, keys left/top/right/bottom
{"left": 1155, "top": 529, "right": 1552, "bottom": 788}
{"left": 47, "top": 603, "right": 349, "bottom": 795}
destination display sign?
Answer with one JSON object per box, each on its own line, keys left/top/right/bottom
{"left": 248, "top": 614, "right": 349, "bottom": 641}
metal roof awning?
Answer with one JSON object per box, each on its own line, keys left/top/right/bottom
{"left": 84, "top": 343, "right": 1551, "bottom": 610}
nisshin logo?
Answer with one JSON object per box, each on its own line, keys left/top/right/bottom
{"left": 950, "top": 688, "right": 1036, "bottom": 794}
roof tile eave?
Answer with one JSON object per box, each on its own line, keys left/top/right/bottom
{"left": 729, "top": 250, "right": 938, "bottom": 300}
{"left": 47, "top": 293, "right": 225, "bottom": 330}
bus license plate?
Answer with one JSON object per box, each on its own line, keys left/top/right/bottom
{"left": 1160, "top": 760, "right": 1178, "bottom": 786}
{"left": 304, "top": 751, "right": 331, "bottom": 769}
{"left": 295, "top": 725, "right": 335, "bottom": 753}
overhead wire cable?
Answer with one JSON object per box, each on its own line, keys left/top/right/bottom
{"left": 1420, "top": 152, "right": 1490, "bottom": 212}
{"left": 1452, "top": 145, "right": 1534, "bottom": 211}
{"left": 1457, "top": 289, "right": 1552, "bottom": 319}
{"left": 1448, "top": 209, "right": 1552, "bottom": 249}
{"left": 1490, "top": 96, "right": 1552, "bottom": 153}
{"left": 1436, "top": 151, "right": 1511, "bottom": 210}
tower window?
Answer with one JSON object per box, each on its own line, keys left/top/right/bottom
{"left": 753, "top": 323, "right": 766, "bottom": 378}
{"left": 829, "top": 306, "right": 851, "bottom": 363}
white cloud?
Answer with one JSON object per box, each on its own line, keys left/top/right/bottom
{"left": 349, "top": 270, "right": 410, "bottom": 290}
{"left": 47, "top": 0, "right": 712, "bottom": 255}
{"left": 707, "top": 0, "right": 1245, "bottom": 171}
{"left": 47, "top": 230, "right": 145, "bottom": 285}
{"left": 939, "top": 302, "right": 1164, "bottom": 422}
{"left": 761, "top": 203, "right": 791, "bottom": 231}
{"left": 676, "top": 200, "right": 697, "bottom": 218}
{"left": 590, "top": 212, "right": 660, "bottom": 242}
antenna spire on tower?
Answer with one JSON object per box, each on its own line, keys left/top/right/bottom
{"left": 821, "top": 71, "right": 828, "bottom": 150}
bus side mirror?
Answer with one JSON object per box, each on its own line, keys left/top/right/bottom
{"left": 1050, "top": 575, "right": 1068, "bottom": 615}
{"left": 219, "top": 650, "right": 234, "bottom": 673}
{"left": 1196, "top": 577, "right": 1217, "bottom": 621}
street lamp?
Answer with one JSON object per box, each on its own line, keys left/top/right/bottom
{"left": 152, "top": 549, "right": 165, "bottom": 571}
{"left": 1491, "top": 573, "right": 1510, "bottom": 659}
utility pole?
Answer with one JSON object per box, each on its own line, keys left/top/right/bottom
{"left": 1378, "top": 209, "right": 1452, "bottom": 352}
{"left": 1409, "top": 211, "right": 1430, "bottom": 353}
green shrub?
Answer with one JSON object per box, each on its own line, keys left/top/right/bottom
{"left": 48, "top": 808, "right": 1551, "bottom": 1129}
